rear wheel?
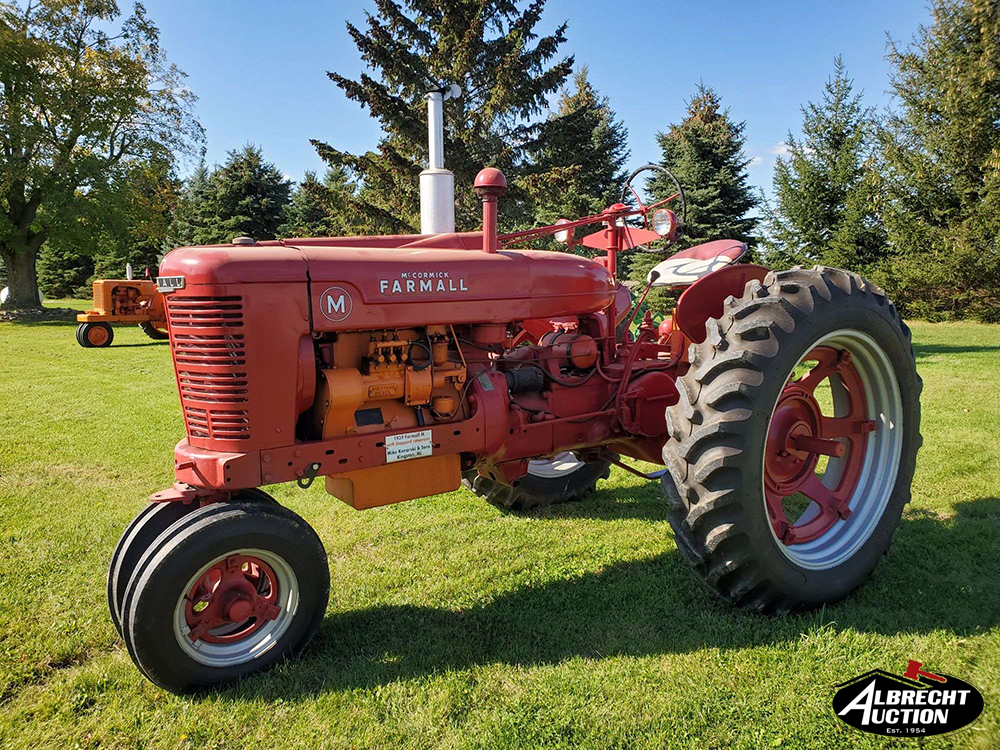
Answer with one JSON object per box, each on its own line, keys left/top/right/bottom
{"left": 463, "top": 453, "right": 611, "bottom": 512}
{"left": 78, "top": 322, "right": 113, "bottom": 348}
{"left": 121, "top": 499, "right": 328, "bottom": 693}
{"left": 662, "top": 266, "right": 921, "bottom": 612}
{"left": 138, "top": 321, "right": 169, "bottom": 340}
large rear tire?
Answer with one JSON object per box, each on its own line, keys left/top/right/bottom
{"left": 662, "top": 266, "right": 921, "bottom": 613}
{"left": 463, "top": 453, "right": 611, "bottom": 512}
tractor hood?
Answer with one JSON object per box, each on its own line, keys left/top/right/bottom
{"left": 159, "top": 239, "right": 616, "bottom": 331}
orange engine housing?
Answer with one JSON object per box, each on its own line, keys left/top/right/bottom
{"left": 77, "top": 279, "right": 166, "bottom": 325}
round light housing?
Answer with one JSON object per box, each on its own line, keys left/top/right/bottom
{"left": 652, "top": 208, "right": 676, "bottom": 237}
{"left": 554, "top": 218, "right": 572, "bottom": 244}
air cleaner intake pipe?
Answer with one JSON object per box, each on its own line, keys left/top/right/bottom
{"left": 474, "top": 168, "right": 507, "bottom": 253}
{"left": 419, "top": 84, "right": 460, "bottom": 234}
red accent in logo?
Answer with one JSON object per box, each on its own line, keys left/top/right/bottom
{"left": 903, "top": 659, "right": 946, "bottom": 683}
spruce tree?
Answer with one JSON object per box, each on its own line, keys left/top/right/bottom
{"left": 280, "top": 168, "right": 357, "bottom": 238}
{"left": 310, "top": 0, "right": 573, "bottom": 233}
{"left": 166, "top": 163, "right": 214, "bottom": 249}
{"left": 630, "top": 84, "right": 759, "bottom": 313}
{"left": 763, "top": 58, "right": 886, "bottom": 272}
{"left": 202, "top": 145, "right": 291, "bottom": 244}
{"left": 877, "top": 0, "right": 1000, "bottom": 321}
{"left": 525, "top": 67, "right": 629, "bottom": 227}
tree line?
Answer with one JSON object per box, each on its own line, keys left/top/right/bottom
{"left": 2, "top": 0, "right": 998, "bottom": 322}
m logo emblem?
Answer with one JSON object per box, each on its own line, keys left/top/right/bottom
{"left": 319, "top": 286, "right": 353, "bottom": 322}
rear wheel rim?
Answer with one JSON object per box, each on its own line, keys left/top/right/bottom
{"left": 172, "top": 548, "right": 299, "bottom": 667}
{"left": 527, "top": 452, "right": 585, "bottom": 478}
{"left": 762, "top": 329, "right": 903, "bottom": 570}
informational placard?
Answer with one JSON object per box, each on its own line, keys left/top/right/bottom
{"left": 385, "top": 429, "right": 433, "bottom": 463}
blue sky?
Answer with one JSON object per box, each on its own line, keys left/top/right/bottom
{"left": 143, "top": 0, "right": 930, "bottom": 198}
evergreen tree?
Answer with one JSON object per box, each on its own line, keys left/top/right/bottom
{"left": 280, "top": 168, "right": 357, "bottom": 238}
{"left": 36, "top": 241, "right": 93, "bottom": 298}
{"left": 630, "top": 84, "right": 759, "bottom": 313}
{"left": 763, "top": 58, "right": 886, "bottom": 272}
{"left": 201, "top": 145, "right": 291, "bottom": 244}
{"left": 166, "top": 163, "right": 214, "bottom": 249}
{"left": 525, "top": 67, "right": 629, "bottom": 227}
{"left": 876, "top": 0, "right": 1000, "bottom": 321}
{"left": 310, "top": 0, "right": 574, "bottom": 233}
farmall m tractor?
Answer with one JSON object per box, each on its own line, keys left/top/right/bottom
{"left": 109, "top": 91, "right": 921, "bottom": 694}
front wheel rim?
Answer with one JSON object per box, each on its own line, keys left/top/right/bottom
{"left": 172, "top": 548, "right": 299, "bottom": 667}
{"left": 762, "top": 329, "right": 904, "bottom": 570}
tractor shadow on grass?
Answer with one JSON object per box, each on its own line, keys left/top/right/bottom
{"left": 227, "top": 495, "right": 1000, "bottom": 700}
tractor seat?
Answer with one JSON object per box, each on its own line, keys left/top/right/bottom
{"left": 647, "top": 239, "right": 747, "bottom": 287}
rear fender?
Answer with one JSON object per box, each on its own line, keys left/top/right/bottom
{"left": 675, "top": 264, "right": 770, "bottom": 343}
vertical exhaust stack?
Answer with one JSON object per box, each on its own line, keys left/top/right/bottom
{"left": 419, "top": 84, "right": 461, "bottom": 234}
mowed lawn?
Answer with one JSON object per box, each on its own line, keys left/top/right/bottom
{"left": 1, "top": 304, "right": 998, "bottom": 749}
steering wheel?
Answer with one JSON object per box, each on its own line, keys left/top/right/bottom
{"left": 620, "top": 164, "right": 687, "bottom": 241}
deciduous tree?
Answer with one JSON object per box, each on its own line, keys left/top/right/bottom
{"left": 0, "top": 0, "right": 200, "bottom": 308}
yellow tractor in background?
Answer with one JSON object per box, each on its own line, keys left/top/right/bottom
{"left": 76, "top": 273, "right": 168, "bottom": 347}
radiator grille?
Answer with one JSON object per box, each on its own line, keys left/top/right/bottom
{"left": 166, "top": 296, "right": 251, "bottom": 442}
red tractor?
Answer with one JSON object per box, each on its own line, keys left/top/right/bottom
{"left": 108, "top": 160, "right": 920, "bottom": 693}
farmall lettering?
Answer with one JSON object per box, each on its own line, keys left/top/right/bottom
{"left": 320, "top": 286, "right": 353, "bottom": 322}
{"left": 379, "top": 270, "right": 468, "bottom": 295}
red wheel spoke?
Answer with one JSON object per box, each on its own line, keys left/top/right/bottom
{"left": 184, "top": 554, "right": 281, "bottom": 645}
{"left": 765, "top": 489, "right": 792, "bottom": 541}
{"left": 800, "top": 474, "right": 851, "bottom": 521}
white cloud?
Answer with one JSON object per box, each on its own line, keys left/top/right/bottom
{"left": 748, "top": 156, "right": 764, "bottom": 168}
{"left": 769, "top": 142, "right": 792, "bottom": 156}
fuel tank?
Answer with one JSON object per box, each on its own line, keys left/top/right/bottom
{"left": 159, "top": 240, "right": 616, "bottom": 331}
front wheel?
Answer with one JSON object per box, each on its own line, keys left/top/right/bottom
{"left": 77, "top": 322, "right": 114, "bottom": 348}
{"left": 662, "top": 266, "right": 921, "bottom": 613}
{"left": 121, "top": 501, "right": 329, "bottom": 693}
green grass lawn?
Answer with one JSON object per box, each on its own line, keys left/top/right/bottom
{"left": 1, "top": 304, "right": 998, "bottom": 749}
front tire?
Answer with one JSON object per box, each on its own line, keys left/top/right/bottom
{"left": 78, "top": 322, "right": 113, "bottom": 348}
{"left": 121, "top": 501, "right": 329, "bottom": 693}
{"left": 663, "top": 266, "right": 921, "bottom": 613}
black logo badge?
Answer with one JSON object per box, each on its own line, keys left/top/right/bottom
{"left": 832, "top": 660, "right": 985, "bottom": 738}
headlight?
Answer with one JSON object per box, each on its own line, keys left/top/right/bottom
{"left": 652, "top": 208, "right": 676, "bottom": 237}
{"left": 554, "top": 218, "right": 572, "bottom": 244}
